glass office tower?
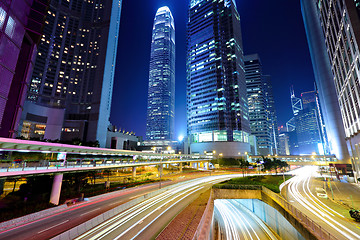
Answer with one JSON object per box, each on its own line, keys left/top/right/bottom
{"left": 187, "top": 0, "right": 250, "bottom": 156}
{"left": 301, "top": 0, "right": 351, "bottom": 162}
{"left": 19, "top": 0, "right": 122, "bottom": 147}
{"left": 245, "top": 54, "right": 278, "bottom": 155}
{"left": 146, "top": 6, "right": 175, "bottom": 141}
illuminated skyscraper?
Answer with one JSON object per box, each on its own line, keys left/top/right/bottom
{"left": 146, "top": 6, "right": 175, "bottom": 141}
{"left": 245, "top": 54, "right": 278, "bottom": 155}
{"left": 187, "top": 0, "right": 250, "bottom": 156}
{"left": 18, "top": 0, "right": 122, "bottom": 147}
{"left": 301, "top": 0, "right": 350, "bottom": 163}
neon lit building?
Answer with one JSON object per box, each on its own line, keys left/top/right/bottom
{"left": 0, "top": 0, "right": 48, "bottom": 138}
{"left": 146, "top": 6, "right": 175, "bottom": 141}
{"left": 187, "top": 0, "right": 250, "bottom": 156}
{"left": 19, "top": 0, "right": 122, "bottom": 147}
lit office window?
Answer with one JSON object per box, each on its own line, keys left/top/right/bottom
{"left": 0, "top": 7, "right": 6, "bottom": 29}
{"left": 5, "top": 16, "right": 15, "bottom": 38}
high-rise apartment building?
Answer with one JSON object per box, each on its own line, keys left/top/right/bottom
{"left": 146, "top": 6, "right": 175, "bottom": 141}
{"left": 301, "top": 0, "right": 350, "bottom": 163}
{"left": 187, "top": 0, "right": 250, "bottom": 156}
{"left": 0, "top": 0, "right": 48, "bottom": 138}
{"left": 18, "top": 0, "right": 122, "bottom": 147}
{"left": 244, "top": 54, "right": 278, "bottom": 155}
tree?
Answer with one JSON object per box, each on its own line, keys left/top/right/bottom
{"left": 238, "top": 158, "right": 250, "bottom": 177}
{"left": 262, "top": 157, "right": 274, "bottom": 172}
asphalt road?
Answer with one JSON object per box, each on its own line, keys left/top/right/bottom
{"left": 0, "top": 175, "right": 236, "bottom": 240}
{"left": 285, "top": 166, "right": 360, "bottom": 240}
{"left": 0, "top": 181, "right": 173, "bottom": 240}
{"left": 74, "top": 175, "right": 237, "bottom": 240}
{"left": 213, "top": 199, "right": 278, "bottom": 240}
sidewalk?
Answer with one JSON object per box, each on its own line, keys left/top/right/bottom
{"left": 312, "top": 177, "right": 360, "bottom": 221}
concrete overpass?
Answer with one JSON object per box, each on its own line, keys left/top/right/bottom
{"left": 0, "top": 137, "right": 212, "bottom": 205}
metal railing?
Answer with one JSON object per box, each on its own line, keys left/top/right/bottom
{"left": 0, "top": 159, "right": 209, "bottom": 175}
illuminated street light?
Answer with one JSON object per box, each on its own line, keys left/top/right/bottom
{"left": 213, "top": 150, "right": 216, "bottom": 154}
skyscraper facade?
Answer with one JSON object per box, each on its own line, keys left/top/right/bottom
{"left": 18, "top": 0, "right": 122, "bottom": 147}
{"left": 0, "top": 0, "right": 48, "bottom": 138}
{"left": 301, "top": 0, "right": 350, "bottom": 162}
{"left": 263, "top": 75, "right": 279, "bottom": 154}
{"left": 245, "top": 54, "right": 278, "bottom": 155}
{"left": 295, "top": 92, "right": 322, "bottom": 154}
{"left": 146, "top": 6, "right": 175, "bottom": 141}
{"left": 187, "top": 0, "right": 250, "bottom": 156}
{"left": 290, "top": 89, "right": 325, "bottom": 155}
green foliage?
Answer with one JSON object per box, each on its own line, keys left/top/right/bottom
{"left": 214, "top": 175, "right": 290, "bottom": 193}
{"left": 260, "top": 157, "right": 289, "bottom": 174}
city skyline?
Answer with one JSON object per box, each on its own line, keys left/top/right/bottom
{"left": 111, "top": 0, "right": 316, "bottom": 139}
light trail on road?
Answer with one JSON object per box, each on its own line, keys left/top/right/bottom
{"left": 213, "top": 199, "right": 278, "bottom": 240}
{"left": 74, "top": 175, "right": 237, "bottom": 240}
{"left": 287, "top": 166, "right": 360, "bottom": 240}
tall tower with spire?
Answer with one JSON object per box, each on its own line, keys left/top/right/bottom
{"left": 146, "top": 7, "right": 175, "bottom": 141}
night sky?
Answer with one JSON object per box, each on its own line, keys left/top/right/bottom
{"left": 110, "top": 0, "right": 316, "bottom": 139}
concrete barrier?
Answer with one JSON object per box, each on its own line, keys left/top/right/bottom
{"left": 51, "top": 185, "right": 174, "bottom": 240}
{"left": 0, "top": 204, "right": 68, "bottom": 232}
{"left": 193, "top": 186, "right": 335, "bottom": 240}
{"left": 0, "top": 181, "right": 166, "bottom": 233}
{"left": 193, "top": 191, "right": 214, "bottom": 240}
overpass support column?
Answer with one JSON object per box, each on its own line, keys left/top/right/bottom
{"left": 158, "top": 164, "right": 163, "bottom": 177}
{"left": 50, "top": 174, "right": 63, "bottom": 205}
{"left": 132, "top": 167, "right": 136, "bottom": 178}
{"left": 197, "top": 162, "right": 199, "bottom": 170}
{"left": 204, "top": 162, "right": 208, "bottom": 170}
{"left": 0, "top": 179, "right": 5, "bottom": 196}
{"left": 179, "top": 162, "right": 183, "bottom": 173}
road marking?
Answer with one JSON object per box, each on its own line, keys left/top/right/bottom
{"left": 37, "top": 220, "right": 69, "bottom": 234}
{"left": 80, "top": 208, "right": 101, "bottom": 216}
{"left": 129, "top": 194, "right": 144, "bottom": 199}
{"left": 110, "top": 201, "right": 122, "bottom": 206}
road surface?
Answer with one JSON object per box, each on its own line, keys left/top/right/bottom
{"left": 285, "top": 166, "right": 360, "bottom": 240}
{"left": 0, "top": 181, "right": 173, "bottom": 240}
{"left": 74, "top": 175, "right": 236, "bottom": 240}
{"left": 213, "top": 199, "right": 278, "bottom": 240}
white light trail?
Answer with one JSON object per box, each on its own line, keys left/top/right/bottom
{"left": 76, "top": 175, "right": 236, "bottom": 240}
{"left": 287, "top": 166, "right": 360, "bottom": 240}
{"left": 214, "top": 199, "right": 276, "bottom": 240}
